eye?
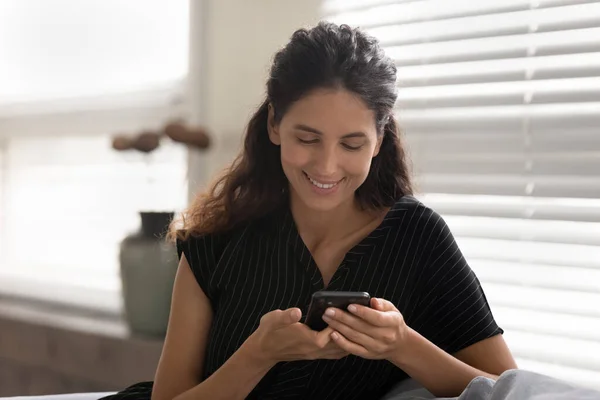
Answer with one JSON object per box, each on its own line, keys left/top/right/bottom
{"left": 297, "top": 137, "right": 319, "bottom": 145}
{"left": 342, "top": 143, "right": 363, "bottom": 151}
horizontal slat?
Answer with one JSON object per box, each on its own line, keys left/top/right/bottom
{"left": 326, "top": 0, "right": 600, "bottom": 23}
{"left": 411, "top": 152, "right": 600, "bottom": 176}
{"left": 417, "top": 173, "right": 600, "bottom": 198}
{"left": 397, "top": 77, "right": 600, "bottom": 108}
{"left": 405, "top": 131, "right": 523, "bottom": 153}
{"left": 447, "top": 216, "right": 600, "bottom": 246}
{"left": 412, "top": 156, "right": 524, "bottom": 175}
{"left": 484, "top": 283, "right": 600, "bottom": 317}
{"left": 399, "top": 103, "right": 600, "bottom": 129}
{"left": 323, "top": 0, "right": 412, "bottom": 15}
{"left": 471, "top": 259, "right": 600, "bottom": 292}
{"left": 504, "top": 331, "right": 600, "bottom": 371}
{"left": 387, "top": 27, "right": 600, "bottom": 65}
{"left": 530, "top": 154, "right": 600, "bottom": 175}
{"left": 493, "top": 306, "right": 600, "bottom": 342}
{"left": 457, "top": 237, "right": 600, "bottom": 269}
{"left": 397, "top": 53, "right": 600, "bottom": 86}
{"left": 515, "top": 358, "right": 600, "bottom": 391}
{"left": 532, "top": 129, "right": 600, "bottom": 151}
{"left": 327, "top": 0, "right": 531, "bottom": 28}
{"left": 539, "top": 0, "right": 600, "bottom": 7}
{"left": 419, "top": 193, "right": 600, "bottom": 222}
{"left": 406, "top": 129, "right": 599, "bottom": 153}
{"left": 372, "top": 3, "right": 600, "bottom": 46}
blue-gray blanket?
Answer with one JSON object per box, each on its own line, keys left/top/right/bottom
{"left": 382, "top": 369, "right": 600, "bottom": 400}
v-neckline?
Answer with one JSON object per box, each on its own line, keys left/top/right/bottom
{"left": 282, "top": 200, "right": 403, "bottom": 290}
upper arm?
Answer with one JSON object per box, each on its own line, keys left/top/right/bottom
{"left": 151, "top": 254, "right": 214, "bottom": 400}
{"left": 454, "top": 334, "right": 518, "bottom": 376}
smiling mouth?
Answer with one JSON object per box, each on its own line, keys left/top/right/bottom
{"left": 303, "top": 171, "right": 343, "bottom": 189}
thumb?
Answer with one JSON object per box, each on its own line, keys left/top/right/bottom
{"left": 262, "top": 308, "right": 302, "bottom": 329}
{"left": 285, "top": 307, "right": 303, "bottom": 323}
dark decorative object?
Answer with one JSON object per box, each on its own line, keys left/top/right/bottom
{"left": 113, "top": 120, "right": 211, "bottom": 337}
{"left": 119, "top": 212, "right": 178, "bottom": 338}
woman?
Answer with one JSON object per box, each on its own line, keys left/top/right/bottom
{"left": 107, "top": 22, "right": 516, "bottom": 400}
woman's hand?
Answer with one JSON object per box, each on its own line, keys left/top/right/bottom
{"left": 321, "top": 297, "right": 408, "bottom": 361}
{"left": 247, "top": 308, "right": 349, "bottom": 364}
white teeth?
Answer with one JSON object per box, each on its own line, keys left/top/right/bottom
{"left": 307, "top": 174, "right": 339, "bottom": 189}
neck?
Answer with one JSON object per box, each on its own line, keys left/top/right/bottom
{"left": 290, "top": 192, "right": 366, "bottom": 245}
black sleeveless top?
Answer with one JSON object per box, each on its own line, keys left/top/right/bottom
{"left": 103, "top": 196, "right": 503, "bottom": 400}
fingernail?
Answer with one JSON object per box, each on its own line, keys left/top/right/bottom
{"left": 348, "top": 305, "right": 357, "bottom": 313}
{"left": 325, "top": 308, "right": 335, "bottom": 317}
{"left": 331, "top": 332, "right": 339, "bottom": 340}
{"left": 322, "top": 314, "right": 331, "bottom": 321}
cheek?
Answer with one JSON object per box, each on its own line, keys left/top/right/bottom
{"left": 280, "top": 142, "right": 310, "bottom": 168}
{"left": 344, "top": 152, "right": 375, "bottom": 178}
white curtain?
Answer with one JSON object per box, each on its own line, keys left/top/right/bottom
{"left": 0, "top": 0, "right": 190, "bottom": 313}
{"left": 324, "top": 0, "right": 600, "bottom": 390}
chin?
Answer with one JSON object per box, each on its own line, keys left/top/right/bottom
{"left": 302, "top": 196, "right": 344, "bottom": 212}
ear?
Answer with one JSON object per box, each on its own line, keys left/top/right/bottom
{"left": 267, "top": 103, "right": 281, "bottom": 146}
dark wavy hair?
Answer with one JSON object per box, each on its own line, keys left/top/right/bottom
{"left": 172, "top": 22, "right": 412, "bottom": 240}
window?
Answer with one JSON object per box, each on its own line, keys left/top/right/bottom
{"left": 0, "top": 0, "right": 190, "bottom": 313}
{"left": 324, "top": 0, "right": 600, "bottom": 390}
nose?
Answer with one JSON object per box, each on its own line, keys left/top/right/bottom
{"left": 315, "top": 145, "right": 338, "bottom": 177}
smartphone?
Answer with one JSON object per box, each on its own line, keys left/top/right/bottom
{"left": 305, "top": 291, "right": 371, "bottom": 331}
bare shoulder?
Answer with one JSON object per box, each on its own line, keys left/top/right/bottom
{"left": 151, "top": 254, "right": 214, "bottom": 400}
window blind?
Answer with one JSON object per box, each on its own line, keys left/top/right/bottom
{"left": 0, "top": 0, "right": 190, "bottom": 313}
{"left": 324, "top": 0, "right": 600, "bottom": 390}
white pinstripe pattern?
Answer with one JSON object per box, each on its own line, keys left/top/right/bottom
{"left": 399, "top": 208, "right": 435, "bottom": 306}
{"left": 385, "top": 206, "right": 420, "bottom": 305}
{"left": 214, "top": 228, "right": 253, "bottom": 365}
{"left": 223, "top": 235, "right": 260, "bottom": 355}
{"left": 404, "top": 215, "right": 443, "bottom": 319}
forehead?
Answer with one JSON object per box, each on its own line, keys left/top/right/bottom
{"left": 280, "top": 88, "right": 377, "bottom": 136}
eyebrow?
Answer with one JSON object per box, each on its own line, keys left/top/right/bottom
{"left": 293, "top": 124, "right": 367, "bottom": 139}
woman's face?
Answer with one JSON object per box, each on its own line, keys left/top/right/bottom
{"left": 268, "top": 88, "right": 382, "bottom": 212}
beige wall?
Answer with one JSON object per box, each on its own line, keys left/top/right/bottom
{"left": 187, "top": 0, "right": 324, "bottom": 201}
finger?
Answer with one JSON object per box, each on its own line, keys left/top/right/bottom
{"left": 370, "top": 297, "right": 398, "bottom": 312}
{"left": 346, "top": 304, "right": 400, "bottom": 327}
{"left": 330, "top": 331, "right": 369, "bottom": 358}
{"left": 323, "top": 317, "right": 381, "bottom": 350}
{"left": 261, "top": 308, "right": 302, "bottom": 329}
{"left": 323, "top": 308, "right": 373, "bottom": 333}
{"left": 319, "top": 342, "right": 349, "bottom": 356}
{"left": 313, "top": 326, "right": 336, "bottom": 348}
{"left": 314, "top": 340, "right": 350, "bottom": 359}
